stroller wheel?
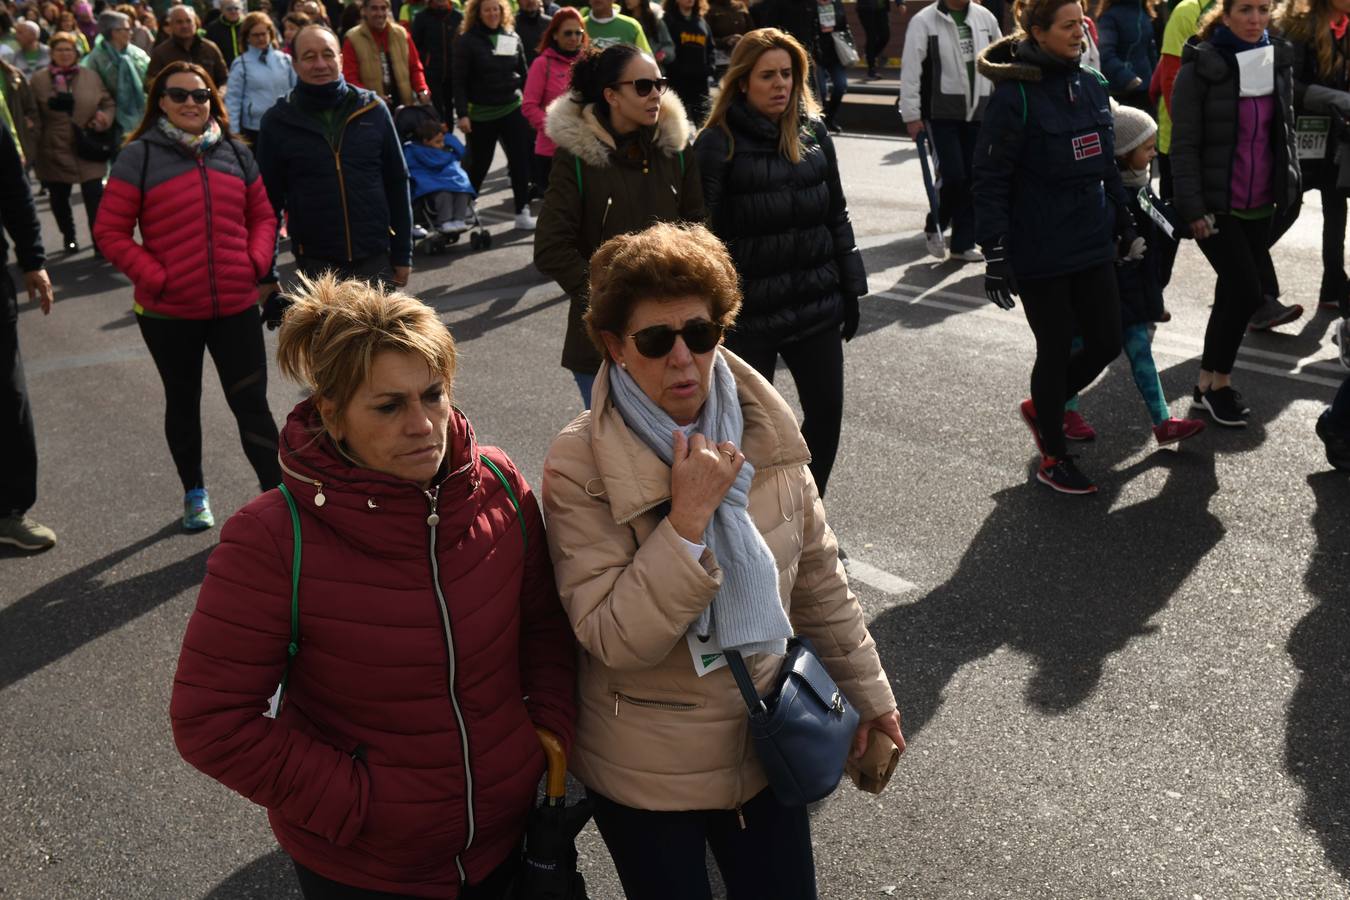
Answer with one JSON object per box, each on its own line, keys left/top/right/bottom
{"left": 469, "top": 231, "right": 484, "bottom": 250}
{"left": 478, "top": 230, "right": 493, "bottom": 250}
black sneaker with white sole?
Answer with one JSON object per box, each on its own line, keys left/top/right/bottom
{"left": 1036, "top": 455, "right": 1097, "bottom": 494}
{"left": 1193, "top": 385, "right": 1250, "bottom": 415}
{"left": 1199, "top": 386, "right": 1249, "bottom": 427}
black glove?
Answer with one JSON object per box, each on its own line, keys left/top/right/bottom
{"left": 260, "top": 290, "right": 292, "bottom": 330}
{"left": 983, "top": 243, "right": 1017, "bottom": 310}
{"left": 841, "top": 295, "right": 860, "bottom": 341}
{"left": 47, "top": 92, "right": 75, "bottom": 113}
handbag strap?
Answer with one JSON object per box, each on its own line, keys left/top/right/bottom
{"left": 479, "top": 453, "right": 527, "bottom": 550}
{"left": 724, "top": 650, "right": 767, "bottom": 714}
{"left": 276, "top": 483, "right": 303, "bottom": 706}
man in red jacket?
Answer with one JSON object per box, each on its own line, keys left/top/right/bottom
{"left": 342, "top": 0, "right": 430, "bottom": 107}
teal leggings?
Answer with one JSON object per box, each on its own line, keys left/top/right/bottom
{"left": 1065, "top": 324, "right": 1169, "bottom": 426}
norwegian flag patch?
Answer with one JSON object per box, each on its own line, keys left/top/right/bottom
{"left": 1072, "top": 133, "right": 1103, "bottom": 160}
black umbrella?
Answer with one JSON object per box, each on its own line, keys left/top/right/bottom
{"left": 508, "top": 729, "right": 592, "bottom": 900}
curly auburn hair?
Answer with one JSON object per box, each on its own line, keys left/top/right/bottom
{"left": 460, "top": 0, "right": 515, "bottom": 34}
{"left": 585, "top": 223, "right": 742, "bottom": 357}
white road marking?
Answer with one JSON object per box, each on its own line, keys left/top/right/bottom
{"left": 846, "top": 559, "right": 917, "bottom": 596}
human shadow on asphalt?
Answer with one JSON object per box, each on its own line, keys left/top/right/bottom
{"left": 1285, "top": 471, "right": 1350, "bottom": 881}
{"left": 855, "top": 265, "right": 986, "bottom": 338}
{"left": 0, "top": 524, "right": 212, "bottom": 691}
{"left": 868, "top": 429, "right": 1225, "bottom": 738}
{"left": 880, "top": 144, "right": 918, "bottom": 166}
{"left": 36, "top": 253, "right": 127, "bottom": 304}
{"left": 202, "top": 848, "right": 303, "bottom": 899}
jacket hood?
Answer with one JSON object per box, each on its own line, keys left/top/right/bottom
{"left": 977, "top": 33, "right": 1079, "bottom": 83}
{"left": 544, "top": 88, "right": 691, "bottom": 168}
{"left": 583, "top": 348, "right": 810, "bottom": 524}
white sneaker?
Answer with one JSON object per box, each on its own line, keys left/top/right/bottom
{"left": 438, "top": 219, "right": 468, "bottom": 235}
{"left": 925, "top": 230, "right": 946, "bottom": 260}
{"left": 411, "top": 224, "right": 429, "bottom": 239}
{"left": 514, "top": 210, "right": 537, "bottom": 231}
{"left": 952, "top": 248, "right": 984, "bottom": 263}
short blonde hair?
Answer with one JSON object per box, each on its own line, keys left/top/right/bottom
{"left": 277, "top": 274, "right": 458, "bottom": 432}
{"left": 460, "top": 0, "right": 515, "bottom": 34}
{"left": 585, "top": 223, "right": 742, "bottom": 357}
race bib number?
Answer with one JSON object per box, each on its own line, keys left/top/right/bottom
{"left": 493, "top": 33, "right": 519, "bottom": 56}
{"left": 817, "top": 2, "right": 836, "bottom": 30}
{"left": 1297, "top": 115, "right": 1331, "bottom": 161}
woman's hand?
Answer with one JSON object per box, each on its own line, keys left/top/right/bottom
{"left": 457, "top": 116, "right": 472, "bottom": 135}
{"left": 851, "top": 708, "right": 905, "bottom": 760}
{"left": 667, "top": 430, "right": 744, "bottom": 543}
{"left": 1190, "top": 217, "right": 1213, "bottom": 240}
{"left": 90, "top": 109, "right": 111, "bottom": 131}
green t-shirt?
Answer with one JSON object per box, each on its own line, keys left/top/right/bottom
{"left": 950, "top": 8, "right": 975, "bottom": 102}
{"left": 1157, "top": 0, "right": 1215, "bottom": 153}
{"left": 583, "top": 12, "right": 653, "bottom": 53}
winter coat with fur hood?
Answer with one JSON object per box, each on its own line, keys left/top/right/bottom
{"left": 533, "top": 89, "right": 705, "bottom": 374}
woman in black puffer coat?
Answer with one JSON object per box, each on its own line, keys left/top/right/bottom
{"left": 694, "top": 26, "right": 865, "bottom": 497}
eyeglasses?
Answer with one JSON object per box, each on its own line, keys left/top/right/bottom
{"left": 628, "top": 319, "right": 723, "bottom": 358}
{"left": 610, "top": 77, "right": 668, "bottom": 97}
{"left": 558, "top": 28, "right": 583, "bottom": 36}
{"left": 164, "top": 87, "right": 213, "bottom": 104}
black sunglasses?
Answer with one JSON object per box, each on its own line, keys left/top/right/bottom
{"left": 558, "top": 28, "right": 584, "bottom": 36}
{"left": 628, "top": 319, "right": 723, "bottom": 358}
{"left": 164, "top": 87, "right": 212, "bottom": 104}
{"left": 610, "top": 77, "right": 668, "bottom": 97}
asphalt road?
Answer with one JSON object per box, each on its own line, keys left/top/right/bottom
{"left": 3, "top": 125, "right": 1350, "bottom": 900}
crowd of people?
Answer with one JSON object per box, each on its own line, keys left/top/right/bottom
{"left": 2, "top": 0, "right": 1350, "bottom": 894}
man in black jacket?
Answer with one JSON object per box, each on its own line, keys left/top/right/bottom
{"left": 205, "top": 0, "right": 246, "bottom": 68}
{"left": 411, "top": 0, "right": 462, "bottom": 123}
{"left": 0, "top": 125, "right": 56, "bottom": 551}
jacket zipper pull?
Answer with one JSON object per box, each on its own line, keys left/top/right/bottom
{"left": 614, "top": 692, "right": 621, "bottom": 716}
{"left": 735, "top": 805, "right": 746, "bottom": 830}
{"left": 425, "top": 487, "right": 440, "bottom": 526}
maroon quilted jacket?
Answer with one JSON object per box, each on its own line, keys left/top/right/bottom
{"left": 170, "top": 400, "right": 576, "bottom": 897}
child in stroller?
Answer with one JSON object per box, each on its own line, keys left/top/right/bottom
{"left": 396, "top": 105, "right": 492, "bottom": 251}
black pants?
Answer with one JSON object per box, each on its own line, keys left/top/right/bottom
{"left": 0, "top": 271, "right": 37, "bottom": 517}
{"left": 1018, "top": 262, "right": 1123, "bottom": 459}
{"left": 531, "top": 151, "right": 554, "bottom": 199}
{"left": 295, "top": 253, "right": 393, "bottom": 288}
{"left": 293, "top": 852, "right": 519, "bottom": 899}
{"left": 857, "top": 5, "right": 890, "bottom": 72}
{"left": 1320, "top": 186, "right": 1348, "bottom": 307}
{"left": 464, "top": 109, "right": 533, "bottom": 214}
{"left": 725, "top": 325, "right": 844, "bottom": 495}
{"left": 670, "top": 74, "right": 711, "bottom": 123}
{"left": 1196, "top": 213, "right": 1278, "bottom": 375}
{"left": 590, "top": 787, "right": 817, "bottom": 900}
{"left": 43, "top": 178, "right": 103, "bottom": 245}
{"left": 135, "top": 306, "right": 281, "bottom": 493}
{"left": 1330, "top": 374, "right": 1350, "bottom": 431}
{"left": 924, "top": 119, "right": 980, "bottom": 254}
{"left": 429, "top": 75, "right": 454, "bottom": 124}
{"left": 1155, "top": 153, "right": 1178, "bottom": 290}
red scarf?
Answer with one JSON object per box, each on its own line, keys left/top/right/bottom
{"left": 1331, "top": 13, "right": 1348, "bottom": 40}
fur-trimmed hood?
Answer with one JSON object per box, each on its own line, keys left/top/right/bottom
{"left": 543, "top": 89, "right": 692, "bottom": 168}
{"left": 977, "top": 33, "right": 1079, "bottom": 83}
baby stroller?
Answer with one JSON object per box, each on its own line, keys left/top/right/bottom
{"left": 394, "top": 104, "right": 493, "bottom": 254}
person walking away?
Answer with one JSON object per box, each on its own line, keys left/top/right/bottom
{"left": 858, "top": 0, "right": 892, "bottom": 80}
{"left": 0, "top": 125, "right": 57, "bottom": 552}
{"left": 533, "top": 42, "right": 704, "bottom": 407}
{"left": 900, "top": 0, "right": 1001, "bottom": 260}
{"left": 453, "top": 0, "right": 537, "bottom": 229}
{"left": 148, "top": 6, "right": 230, "bottom": 90}
{"left": 972, "top": 0, "right": 1128, "bottom": 494}
{"left": 1170, "top": 0, "right": 1301, "bottom": 426}
{"left": 412, "top": 0, "right": 462, "bottom": 122}
{"left": 1097, "top": 0, "right": 1158, "bottom": 107}
{"left": 84, "top": 10, "right": 148, "bottom": 141}
{"left": 256, "top": 25, "right": 414, "bottom": 286}
{"left": 206, "top": 0, "right": 246, "bottom": 67}
{"left": 521, "top": 7, "right": 586, "bottom": 195}
{"left": 583, "top": 0, "right": 653, "bottom": 50}
{"left": 94, "top": 61, "right": 282, "bottom": 530}
{"left": 695, "top": 27, "right": 864, "bottom": 498}
{"left": 342, "top": 0, "right": 432, "bottom": 107}
{"left": 623, "top": 0, "right": 676, "bottom": 69}
{"left": 663, "top": 0, "right": 714, "bottom": 119}
{"left": 1278, "top": 0, "right": 1350, "bottom": 311}
{"left": 542, "top": 221, "right": 903, "bottom": 900}
{"left": 226, "top": 12, "right": 296, "bottom": 143}
{"left": 516, "top": 0, "right": 559, "bottom": 64}
{"left": 404, "top": 116, "right": 475, "bottom": 234}
{"left": 170, "top": 275, "right": 577, "bottom": 898}
{"left": 11, "top": 21, "right": 50, "bottom": 77}
{"left": 31, "top": 32, "right": 114, "bottom": 254}
{"left": 705, "top": 0, "right": 753, "bottom": 74}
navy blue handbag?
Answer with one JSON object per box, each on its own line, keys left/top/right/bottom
{"left": 725, "top": 637, "right": 860, "bottom": 807}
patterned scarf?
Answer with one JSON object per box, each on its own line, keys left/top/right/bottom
{"left": 157, "top": 114, "right": 223, "bottom": 155}
{"left": 50, "top": 65, "right": 81, "bottom": 92}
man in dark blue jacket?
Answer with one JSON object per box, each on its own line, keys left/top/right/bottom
{"left": 0, "top": 124, "right": 56, "bottom": 551}
{"left": 256, "top": 25, "right": 414, "bottom": 287}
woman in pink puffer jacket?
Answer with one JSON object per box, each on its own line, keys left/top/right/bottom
{"left": 522, "top": 7, "right": 588, "bottom": 193}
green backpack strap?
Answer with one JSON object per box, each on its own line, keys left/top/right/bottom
{"left": 480, "top": 454, "right": 528, "bottom": 551}
{"left": 276, "top": 483, "right": 303, "bottom": 709}
{"left": 574, "top": 154, "right": 583, "bottom": 198}
{"left": 1081, "top": 65, "right": 1109, "bottom": 89}
{"left": 678, "top": 149, "right": 685, "bottom": 174}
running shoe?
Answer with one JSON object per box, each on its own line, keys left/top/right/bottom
{"left": 1334, "top": 316, "right": 1350, "bottom": 369}
{"left": 1019, "top": 398, "right": 1046, "bottom": 456}
{"left": 1198, "top": 387, "right": 1248, "bottom": 427}
{"left": 924, "top": 230, "right": 946, "bottom": 260}
{"left": 951, "top": 248, "right": 984, "bottom": 263}
{"left": 1192, "top": 385, "right": 1250, "bottom": 415}
{"left": 1153, "top": 417, "right": 1206, "bottom": 446}
{"left": 411, "top": 224, "right": 429, "bottom": 239}
{"left": 1063, "top": 410, "right": 1097, "bottom": 441}
{"left": 514, "top": 210, "right": 537, "bottom": 231}
{"left": 1036, "top": 455, "right": 1097, "bottom": 495}
{"left": 439, "top": 219, "right": 468, "bottom": 234}
{"left": 183, "top": 488, "right": 215, "bottom": 532}
{"left": 1248, "top": 296, "right": 1304, "bottom": 331}
{"left": 0, "top": 514, "right": 57, "bottom": 551}
{"left": 1316, "top": 412, "right": 1350, "bottom": 471}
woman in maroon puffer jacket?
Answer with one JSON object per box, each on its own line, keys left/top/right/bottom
{"left": 94, "top": 60, "right": 281, "bottom": 532}
{"left": 168, "top": 275, "right": 578, "bottom": 899}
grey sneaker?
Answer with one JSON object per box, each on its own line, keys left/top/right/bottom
{"left": 0, "top": 515, "right": 57, "bottom": 551}
{"left": 1248, "top": 295, "right": 1303, "bottom": 331}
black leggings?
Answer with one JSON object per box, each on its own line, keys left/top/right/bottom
{"left": 0, "top": 272, "right": 36, "bottom": 517}
{"left": 1196, "top": 213, "right": 1278, "bottom": 375}
{"left": 590, "top": 787, "right": 817, "bottom": 900}
{"left": 857, "top": 5, "right": 891, "bottom": 71}
{"left": 136, "top": 306, "right": 281, "bottom": 493}
{"left": 1019, "top": 262, "right": 1123, "bottom": 459}
{"left": 43, "top": 178, "right": 103, "bottom": 245}
{"left": 725, "top": 325, "right": 844, "bottom": 496}
{"left": 464, "top": 109, "right": 533, "bottom": 214}
{"left": 1320, "top": 186, "right": 1348, "bottom": 308}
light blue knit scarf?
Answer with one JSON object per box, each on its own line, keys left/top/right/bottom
{"left": 608, "top": 350, "right": 792, "bottom": 657}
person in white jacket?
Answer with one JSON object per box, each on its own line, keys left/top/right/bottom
{"left": 225, "top": 11, "right": 297, "bottom": 143}
{"left": 898, "top": 0, "right": 1000, "bottom": 261}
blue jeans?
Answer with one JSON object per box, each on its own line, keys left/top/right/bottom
{"left": 815, "top": 60, "right": 848, "bottom": 122}
{"left": 572, "top": 370, "right": 596, "bottom": 410}
{"left": 924, "top": 119, "right": 981, "bottom": 254}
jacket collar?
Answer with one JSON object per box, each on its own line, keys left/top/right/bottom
{"left": 1182, "top": 32, "right": 1292, "bottom": 79}
{"left": 586, "top": 348, "right": 811, "bottom": 524}
{"left": 274, "top": 84, "right": 382, "bottom": 132}
{"left": 545, "top": 88, "right": 690, "bottom": 167}
{"left": 977, "top": 33, "right": 1078, "bottom": 83}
